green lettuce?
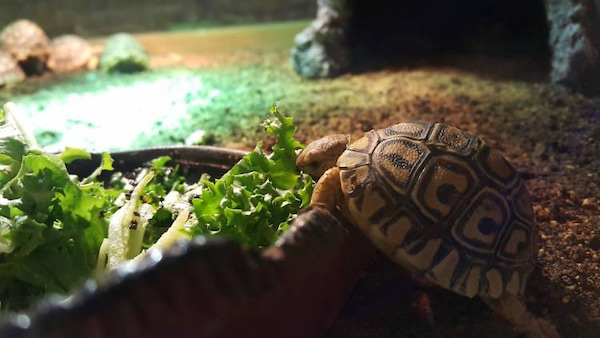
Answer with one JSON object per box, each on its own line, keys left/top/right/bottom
{"left": 190, "top": 104, "right": 313, "bottom": 249}
{"left": 0, "top": 107, "right": 116, "bottom": 310}
{"left": 141, "top": 156, "right": 186, "bottom": 250}
{"left": 0, "top": 103, "right": 313, "bottom": 310}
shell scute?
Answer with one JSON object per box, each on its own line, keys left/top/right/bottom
{"left": 429, "top": 249, "right": 460, "bottom": 287}
{"left": 373, "top": 138, "right": 430, "bottom": 195}
{"left": 462, "top": 265, "right": 484, "bottom": 298}
{"left": 340, "top": 166, "right": 371, "bottom": 198}
{"left": 476, "top": 145, "right": 518, "bottom": 188}
{"left": 373, "top": 208, "right": 426, "bottom": 254}
{"left": 347, "top": 129, "right": 379, "bottom": 153}
{"left": 485, "top": 268, "right": 504, "bottom": 299}
{"left": 451, "top": 188, "right": 510, "bottom": 254}
{"left": 377, "top": 121, "right": 433, "bottom": 140}
{"left": 337, "top": 149, "right": 370, "bottom": 170}
{"left": 428, "top": 123, "right": 478, "bottom": 156}
{"left": 345, "top": 170, "right": 394, "bottom": 234}
{"left": 512, "top": 183, "right": 535, "bottom": 223}
{"left": 411, "top": 155, "right": 478, "bottom": 222}
{"left": 403, "top": 238, "right": 443, "bottom": 271}
{"left": 497, "top": 221, "right": 533, "bottom": 263}
{"left": 383, "top": 215, "right": 417, "bottom": 247}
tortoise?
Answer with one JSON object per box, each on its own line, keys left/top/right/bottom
{"left": 47, "top": 35, "right": 99, "bottom": 73}
{"left": 297, "top": 122, "right": 559, "bottom": 337}
{"left": 0, "top": 19, "right": 50, "bottom": 75}
{"left": 0, "top": 51, "right": 25, "bottom": 87}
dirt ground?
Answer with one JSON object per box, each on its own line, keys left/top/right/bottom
{"left": 176, "top": 50, "right": 600, "bottom": 338}
{"left": 2, "top": 23, "right": 600, "bottom": 337}
{"left": 152, "top": 47, "right": 600, "bottom": 338}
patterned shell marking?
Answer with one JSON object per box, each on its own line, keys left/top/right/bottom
{"left": 0, "top": 19, "right": 49, "bottom": 62}
{"left": 336, "top": 122, "right": 536, "bottom": 299}
{"left": 47, "top": 35, "right": 95, "bottom": 73}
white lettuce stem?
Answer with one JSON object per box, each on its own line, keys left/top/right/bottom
{"left": 130, "top": 208, "right": 190, "bottom": 266}
{"left": 105, "top": 171, "right": 155, "bottom": 270}
{"left": 126, "top": 203, "right": 153, "bottom": 259}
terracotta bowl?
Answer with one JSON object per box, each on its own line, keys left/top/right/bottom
{"left": 0, "top": 146, "right": 375, "bottom": 338}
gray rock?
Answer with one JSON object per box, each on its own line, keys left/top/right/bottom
{"left": 291, "top": 0, "right": 351, "bottom": 78}
{"left": 294, "top": 0, "right": 600, "bottom": 95}
{"left": 100, "top": 33, "right": 149, "bottom": 74}
{"left": 545, "top": 0, "right": 600, "bottom": 94}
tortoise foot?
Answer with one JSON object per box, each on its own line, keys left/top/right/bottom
{"left": 483, "top": 296, "right": 560, "bottom": 338}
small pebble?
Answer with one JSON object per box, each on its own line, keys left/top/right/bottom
{"left": 582, "top": 198, "right": 597, "bottom": 210}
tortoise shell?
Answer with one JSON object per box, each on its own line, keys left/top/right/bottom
{"left": 0, "top": 51, "right": 25, "bottom": 87}
{"left": 337, "top": 122, "right": 536, "bottom": 299}
{"left": 47, "top": 35, "right": 96, "bottom": 73}
{"left": 0, "top": 19, "right": 49, "bottom": 62}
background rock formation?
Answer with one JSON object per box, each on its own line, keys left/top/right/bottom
{"left": 292, "top": 0, "right": 600, "bottom": 94}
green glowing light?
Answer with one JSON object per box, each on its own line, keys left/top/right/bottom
{"left": 12, "top": 71, "right": 219, "bottom": 152}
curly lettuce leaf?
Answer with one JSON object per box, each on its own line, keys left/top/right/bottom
{"left": 59, "top": 147, "right": 92, "bottom": 164}
{"left": 190, "top": 104, "right": 313, "bottom": 249}
{"left": 0, "top": 133, "right": 115, "bottom": 310}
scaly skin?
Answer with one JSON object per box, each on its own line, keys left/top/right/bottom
{"left": 310, "top": 167, "right": 343, "bottom": 212}
{"left": 296, "top": 134, "right": 349, "bottom": 178}
{"left": 297, "top": 134, "right": 352, "bottom": 218}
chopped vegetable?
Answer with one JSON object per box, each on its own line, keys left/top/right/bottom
{"left": 0, "top": 105, "right": 114, "bottom": 310}
{"left": 0, "top": 102, "right": 313, "bottom": 311}
{"left": 190, "top": 104, "right": 313, "bottom": 248}
{"left": 104, "top": 170, "right": 155, "bottom": 270}
{"left": 130, "top": 208, "right": 190, "bottom": 266}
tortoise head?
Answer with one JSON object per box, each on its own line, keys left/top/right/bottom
{"left": 297, "top": 134, "right": 350, "bottom": 178}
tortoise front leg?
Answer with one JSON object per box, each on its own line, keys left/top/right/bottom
{"left": 482, "top": 295, "right": 560, "bottom": 338}
{"left": 311, "top": 167, "right": 346, "bottom": 215}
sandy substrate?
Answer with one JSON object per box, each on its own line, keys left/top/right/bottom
{"left": 165, "top": 38, "right": 600, "bottom": 338}
{"left": 1, "top": 22, "right": 599, "bottom": 337}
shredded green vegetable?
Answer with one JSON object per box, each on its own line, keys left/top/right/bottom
{"left": 0, "top": 105, "right": 114, "bottom": 310}
{"left": 189, "top": 104, "right": 313, "bottom": 248}
{"left": 0, "top": 102, "right": 313, "bottom": 311}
